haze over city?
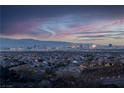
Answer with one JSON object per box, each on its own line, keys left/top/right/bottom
{"left": 0, "top": 6, "right": 124, "bottom": 45}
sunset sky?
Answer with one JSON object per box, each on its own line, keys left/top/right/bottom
{"left": 0, "top": 6, "right": 124, "bottom": 45}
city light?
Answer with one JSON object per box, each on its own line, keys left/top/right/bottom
{"left": 91, "top": 44, "right": 97, "bottom": 49}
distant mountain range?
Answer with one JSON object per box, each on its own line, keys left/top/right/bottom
{"left": 0, "top": 38, "right": 74, "bottom": 48}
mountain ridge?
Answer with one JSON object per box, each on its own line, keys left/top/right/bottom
{"left": 0, "top": 38, "right": 74, "bottom": 48}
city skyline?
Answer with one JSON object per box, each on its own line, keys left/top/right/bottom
{"left": 1, "top": 6, "right": 124, "bottom": 45}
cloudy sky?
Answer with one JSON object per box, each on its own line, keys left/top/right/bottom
{"left": 0, "top": 6, "right": 124, "bottom": 45}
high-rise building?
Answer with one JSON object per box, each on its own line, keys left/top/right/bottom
{"left": 108, "top": 44, "right": 113, "bottom": 48}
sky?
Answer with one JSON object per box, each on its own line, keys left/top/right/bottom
{"left": 0, "top": 5, "right": 124, "bottom": 45}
